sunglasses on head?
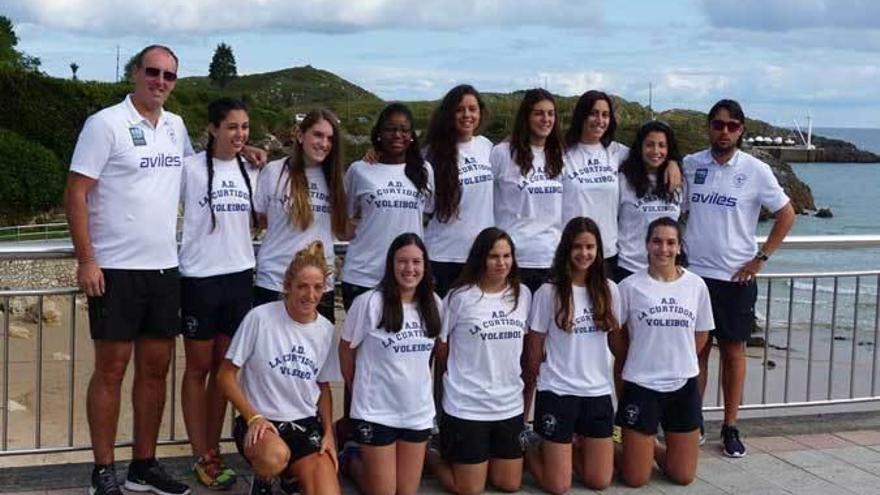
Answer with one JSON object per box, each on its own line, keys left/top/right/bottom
{"left": 144, "top": 67, "right": 178, "bottom": 82}
{"left": 710, "top": 119, "right": 742, "bottom": 132}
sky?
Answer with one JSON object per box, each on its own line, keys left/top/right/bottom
{"left": 5, "top": 0, "right": 880, "bottom": 128}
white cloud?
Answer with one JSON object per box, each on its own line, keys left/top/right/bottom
{"left": 700, "top": 0, "right": 880, "bottom": 30}
{"left": 7, "top": 0, "right": 603, "bottom": 34}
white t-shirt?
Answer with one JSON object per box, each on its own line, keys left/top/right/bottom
{"left": 225, "top": 301, "right": 340, "bottom": 422}
{"left": 528, "top": 282, "right": 621, "bottom": 397}
{"left": 254, "top": 159, "right": 336, "bottom": 292}
{"left": 619, "top": 269, "right": 714, "bottom": 392}
{"left": 440, "top": 284, "right": 531, "bottom": 421}
{"left": 424, "top": 136, "right": 495, "bottom": 263}
{"left": 616, "top": 173, "right": 682, "bottom": 273}
{"left": 562, "top": 142, "right": 629, "bottom": 258}
{"left": 179, "top": 152, "right": 257, "bottom": 278}
{"left": 69, "top": 94, "right": 194, "bottom": 269}
{"left": 683, "top": 149, "right": 790, "bottom": 281}
{"left": 491, "top": 142, "right": 563, "bottom": 269}
{"left": 342, "top": 290, "right": 441, "bottom": 429}
{"left": 342, "top": 161, "right": 434, "bottom": 287}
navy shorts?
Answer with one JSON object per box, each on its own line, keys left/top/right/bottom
{"left": 233, "top": 415, "right": 324, "bottom": 462}
{"left": 440, "top": 413, "right": 524, "bottom": 464}
{"left": 341, "top": 282, "right": 372, "bottom": 311}
{"left": 617, "top": 377, "right": 702, "bottom": 436}
{"left": 181, "top": 269, "right": 253, "bottom": 340}
{"left": 533, "top": 391, "right": 614, "bottom": 443}
{"left": 351, "top": 419, "right": 431, "bottom": 446}
{"left": 88, "top": 268, "right": 180, "bottom": 341}
{"left": 431, "top": 261, "right": 464, "bottom": 298}
{"left": 704, "top": 277, "right": 757, "bottom": 342}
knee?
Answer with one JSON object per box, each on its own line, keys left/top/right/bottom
{"left": 490, "top": 478, "right": 520, "bottom": 493}
{"left": 544, "top": 481, "right": 571, "bottom": 495}
{"left": 456, "top": 486, "right": 485, "bottom": 495}
{"left": 139, "top": 357, "right": 172, "bottom": 381}
{"left": 183, "top": 358, "right": 211, "bottom": 379}
{"left": 94, "top": 359, "right": 128, "bottom": 385}
{"left": 582, "top": 472, "right": 612, "bottom": 491}
{"left": 621, "top": 469, "right": 651, "bottom": 488}
{"left": 665, "top": 467, "right": 696, "bottom": 486}
{"left": 250, "top": 442, "right": 290, "bottom": 478}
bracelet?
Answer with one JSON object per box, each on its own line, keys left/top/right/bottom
{"left": 247, "top": 414, "right": 265, "bottom": 427}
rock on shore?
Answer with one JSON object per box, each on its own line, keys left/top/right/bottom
{"left": 748, "top": 148, "right": 816, "bottom": 218}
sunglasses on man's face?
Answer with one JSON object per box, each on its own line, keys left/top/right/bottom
{"left": 144, "top": 67, "right": 178, "bottom": 82}
{"left": 710, "top": 119, "right": 742, "bottom": 133}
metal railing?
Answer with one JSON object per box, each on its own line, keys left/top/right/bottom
{"left": 0, "top": 223, "right": 69, "bottom": 242}
{"left": 1, "top": 236, "right": 880, "bottom": 455}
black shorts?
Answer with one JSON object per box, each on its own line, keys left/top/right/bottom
{"left": 518, "top": 268, "right": 549, "bottom": 294}
{"left": 233, "top": 415, "right": 324, "bottom": 462}
{"left": 431, "top": 261, "right": 464, "bottom": 298}
{"left": 341, "top": 282, "right": 372, "bottom": 311}
{"left": 181, "top": 269, "right": 253, "bottom": 340}
{"left": 88, "top": 268, "right": 180, "bottom": 341}
{"left": 533, "top": 391, "right": 613, "bottom": 443}
{"left": 440, "top": 413, "right": 524, "bottom": 464}
{"left": 616, "top": 377, "right": 702, "bottom": 436}
{"left": 704, "top": 277, "right": 757, "bottom": 342}
{"left": 351, "top": 418, "right": 431, "bottom": 447}
{"left": 611, "top": 264, "right": 634, "bottom": 284}
{"left": 253, "top": 286, "right": 336, "bottom": 323}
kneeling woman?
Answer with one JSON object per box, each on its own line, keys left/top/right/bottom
{"left": 218, "top": 242, "right": 341, "bottom": 495}
{"left": 612, "top": 217, "right": 714, "bottom": 487}
{"left": 523, "top": 217, "right": 620, "bottom": 493}
{"left": 339, "top": 233, "right": 442, "bottom": 495}
{"left": 428, "top": 227, "right": 532, "bottom": 494}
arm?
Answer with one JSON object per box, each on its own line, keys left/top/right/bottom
{"left": 608, "top": 326, "right": 630, "bottom": 401}
{"left": 216, "top": 359, "right": 278, "bottom": 446}
{"left": 241, "top": 145, "right": 268, "bottom": 167}
{"left": 433, "top": 340, "right": 449, "bottom": 409}
{"left": 664, "top": 160, "right": 682, "bottom": 192}
{"left": 316, "top": 381, "right": 338, "bottom": 471}
{"left": 695, "top": 331, "right": 710, "bottom": 357}
{"left": 522, "top": 331, "right": 545, "bottom": 421}
{"left": 64, "top": 173, "right": 104, "bottom": 296}
{"left": 732, "top": 201, "right": 796, "bottom": 283}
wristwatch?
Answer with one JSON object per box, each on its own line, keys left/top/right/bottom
{"left": 754, "top": 250, "right": 769, "bottom": 262}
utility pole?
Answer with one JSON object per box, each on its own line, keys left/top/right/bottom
{"left": 115, "top": 45, "right": 120, "bottom": 82}
{"left": 649, "top": 82, "right": 654, "bottom": 120}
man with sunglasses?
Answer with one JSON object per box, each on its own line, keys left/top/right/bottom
{"left": 682, "top": 99, "right": 795, "bottom": 458}
{"left": 65, "top": 45, "right": 192, "bottom": 495}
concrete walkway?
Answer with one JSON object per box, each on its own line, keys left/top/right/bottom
{"left": 5, "top": 425, "right": 880, "bottom": 494}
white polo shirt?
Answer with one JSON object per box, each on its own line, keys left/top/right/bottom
{"left": 682, "top": 149, "right": 789, "bottom": 281}
{"left": 491, "top": 142, "right": 563, "bottom": 269}
{"left": 617, "top": 173, "right": 682, "bottom": 273}
{"left": 424, "top": 136, "right": 495, "bottom": 263}
{"left": 70, "top": 94, "right": 193, "bottom": 270}
{"left": 562, "top": 142, "right": 629, "bottom": 258}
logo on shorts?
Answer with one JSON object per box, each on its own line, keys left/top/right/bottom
{"left": 540, "top": 414, "right": 557, "bottom": 436}
{"left": 308, "top": 430, "right": 322, "bottom": 448}
{"left": 623, "top": 404, "right": 640, "bottom": 426}
{"left": 356, "top": 422, "right": 373, "bottom": 443}
{"left": 183, "top": 315, "right": 199, "bottom": 337}
{"left": 694, "top": 168, "right": 708, "bottom": 185}
{"left": 732, "top": 173, "right": 748, "bottom": 188}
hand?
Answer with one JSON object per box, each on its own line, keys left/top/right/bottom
{"left": 242, "top": 145, "right": 268, "bottom": 168}
{"left": 665, "top": 159, "right": 682, "bottom": 191}
{"left": 732, "top": 258, "right": 764, "bottom": 284}
{"left": 245, "top": 417, "right": 278, "bottom": 448}
{"left": 362, "top": 147, "right": 379, "bottom": 164}
{"left": 77, "top": 260, "right": 105, "bottom": 297}
{"left": 320, "top": 433, "right": 338, "bottom": 472}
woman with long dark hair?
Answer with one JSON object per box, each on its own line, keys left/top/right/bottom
{"left": 491, "top": 88, "right": 565, "bottom": 292}
{"left": 616, "top": 120, "right": 683, "bottom": 281}
{"left": 253, "top": 109, "right": 347, "bottom": 321}
{"left": 523, "top": 217, "right": 620, "bottom": 493}
{"left": 427, "top": 227, "right": 531, "bottom": 494}
{"left": 612, "top": 217, "right": 713, "bottom": 487}
{"left": 341, "top": 104, "right": 434, "bottom": 309}
{"left": 423, "top": 85, "right": 495, "bottom": 297}
{"left": 339, "top": 233, "right": 442, "bottom": 495}
{"left": 178, "top": 97, "right": 257, "bottom": 489}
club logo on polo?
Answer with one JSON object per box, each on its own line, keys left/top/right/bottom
{"left": 733, "top": 173, "right": 748, "bottom": 188}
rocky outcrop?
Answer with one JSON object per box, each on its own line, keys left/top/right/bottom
{"left": 748, "top": 149, "right": 816, "bottom": 219}
{"left": 811, "top": 136, "right": 880, "bottom": 163}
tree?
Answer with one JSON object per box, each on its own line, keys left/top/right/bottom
{"left": 0, "top": 16, "right": 41, "bottom": 72}
{"left": 123, "top": 54, "right": 137, "bottom": 82}
{"left": 209, "top": 42, "right": 237, "bottom": 88}
{"left": 70, "top": 62, "right": 79, "bottom": 80}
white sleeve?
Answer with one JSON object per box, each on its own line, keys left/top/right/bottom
{"left": 317, "top": 330, "right": 342, "bottom": 383}
{"left": 440, "top": 291, "right": 458, "bottom": 343}
{"left": 183, "top": 131, "right": 195, "bottom": 157}
{"left": 69, "top": 115, "right": 113, "bottom": 179}
{"left": 225, "top": 309, "right": 259, "bottom": 367}
{"left": 490, "top": 143, "right": 506, "bottom": 178}
{"left": 694, "top": 278, "right": 715, "bottom": 333}
{"left": 254, "top": 165, "right": 273, "bottom": 214}
{"left": 528, "top": 284, "right": 553, "bottom": 334}
{"left": 424, "top": 161, "right": 436, "bottom": 215}
{"left": 608, "top": 280, "right": 623, "bottom": 329}
{"left": 344, "top": 163, "right": 359, "bottom": 218}
{"left": 341, "top": 291, "right": 375, "bottom": 347}
{"left": 757, "top": 162, "right": 790, "bottom": 213}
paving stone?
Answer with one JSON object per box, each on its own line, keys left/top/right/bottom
{"left": 824, "top": 445, "right": 880, "bottom": 465}
{"left": 835, "top": 429, "right": 880, "bottom": 446}
{"left": 747, "top": 436, "right": 806, "bottom": 453}
{"left": 790, "top": 433, "right": 856, "bottom": 450}
{"left": 774, "top": 449, "right": 845, "bottom": 469}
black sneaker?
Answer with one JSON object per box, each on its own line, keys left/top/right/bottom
{"left": 699, "top": 422, "right": 706, "bottom": 446}
{"left": 720, "top": 424, "right": 746, "bottom": 458}
{"left": 279, "top": 476, "right": 301, "bottom": 495}
{"left": 90, "top": 465, "right": 123, "bottom": 495}
{"left": 250, "top": 477, "right": 273, "bottom": 495}
{"left": 124, "top": 459, "right": 191, "bottom": 495}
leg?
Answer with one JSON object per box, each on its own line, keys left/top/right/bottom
{"left": 181, "top": 338, "right": 213, "bottom": 457}
{"left": 619, "top": 428, "right": 655, "bottom": 488}
{"left": 719, "top": 339, "right": 746, "bottom": 425}
{"left": 131, "top": 337, "right": 174, "bottom": 460}
{"left": 575, "top": 437, "right": 613, "bottom": 490}
{"left": 349, "top": 443, "right": 397, "bottom": 495}
{"left": 205, "top": 335, "right": 232, "bottom": 450}
{"left": 395, "top": 441, "right": 427, "bottom": 495}
{"left": 426, "top": 450, "right": 488, "bottom": 495}
{"left": 244, "top": 428, "right": 291, "bottom": 478}
{"left": 526, "top": 441, "right": 572, "bottom": 495}
{"left": 488, "top": 458, "right": 522, "bottom": 493}
{"left": 657, "top": 431, "right": 700, "bottom": 485}
{"left": 290, "top": 452, "right": 342, "bottom": 495}
{"left": 697, "top": 333, "right": 713, "bottom": 401}
{"left": 88, "top": 340, "right": 133, "bottom": 464}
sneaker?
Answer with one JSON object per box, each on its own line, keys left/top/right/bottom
{"left": 720, "top": 424, "right": 746, "bottom": 458}
{"left": 612, "top": 425, "right": 622, "bottom": 444}
{"left": 90, "top": 465, "right": 123, "bottom": 495}
{"left": 125, "top": 459, "right": 191, "bottom": 495}
{"left": 250, "top": 477, "right": 273, "bottom": 495}
{"left": 279, "top": 476, "right": 301, "bottom": 495}
{"left": 699, "top": 423, "right": 706, "bottom": 446}
{"left": 193, "top": 450, "right": 236, "bottom": 490}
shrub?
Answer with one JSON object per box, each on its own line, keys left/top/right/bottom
{"left": 0, "top": 128, "right": 64, "bottom": 224}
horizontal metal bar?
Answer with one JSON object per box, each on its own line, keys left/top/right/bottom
{"left": 702, "top": 396, "right": 880, "bottom": 412}
{"left": 0, "top": 287, "right": 80, "bottom": 297}
{"left": 0, "top": 240, "right": 352, "bottom": 260}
